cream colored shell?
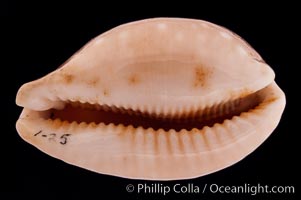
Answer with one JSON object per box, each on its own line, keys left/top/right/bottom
{"left": 16, "top": 18, "right": 285, "bottom": 180}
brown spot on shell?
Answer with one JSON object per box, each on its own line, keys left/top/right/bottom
{"left": 128, "top": 74, "right": 140, "bottom": 85}
{"left": 103, "top": 89, "right": 109, "bottom": 96}
{"left": 64, "top": 74, "right": 74, "bottom": 84}
{"left": 194, "top": 66, "right": 210, "bottom": 87}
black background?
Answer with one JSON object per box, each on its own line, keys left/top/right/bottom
{"left": 3, "top": 2, "right": 297, "bottom": 199}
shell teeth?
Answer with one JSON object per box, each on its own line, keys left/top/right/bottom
{"left": 52, "top": 98, "right": 223, "bottom": 121}
{"left": 38, "top": 88, "right": 264, "bottom": 132}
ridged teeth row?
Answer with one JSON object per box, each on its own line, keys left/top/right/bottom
{"left": 200, "top": 98, "right": 241, "bottom": 120}
{"left": 53, "top": 92, "right": 249, "bottom": 122}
